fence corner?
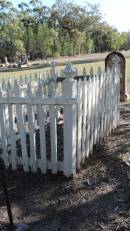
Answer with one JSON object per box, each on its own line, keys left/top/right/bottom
{"left": 63, "top": 63, "right": 77, "bottom": 177}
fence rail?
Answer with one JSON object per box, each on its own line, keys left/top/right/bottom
{"left": 0, "top": 57, "right": 120, "bottom": 177}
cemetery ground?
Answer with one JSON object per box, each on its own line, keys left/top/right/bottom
{"left": 1, "top": 50, "right": 130, "bottom": 80}
{"left": 0, "top": 102, "right": 130, "bottom": 230}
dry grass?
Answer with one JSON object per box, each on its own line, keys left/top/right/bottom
{"left": 0, "top": 53, "right": 130, "bottom": 81}
{"left": 0, "top": 61, "right": 104, "bottom": 80}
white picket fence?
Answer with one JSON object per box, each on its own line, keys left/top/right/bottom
{"left": 0, "top": 56, "right": 120, "bottom": 177}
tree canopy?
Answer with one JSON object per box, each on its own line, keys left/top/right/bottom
{"left": 0, "top": 0, "right": 130, "bottom": 61}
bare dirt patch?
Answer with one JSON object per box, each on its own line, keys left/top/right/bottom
{"left": 0, "top": 103, "right": 130, "bottom": 230}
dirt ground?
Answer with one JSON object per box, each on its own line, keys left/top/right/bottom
{"left": 0, "top": 102, "right": 130, "bottom": 230}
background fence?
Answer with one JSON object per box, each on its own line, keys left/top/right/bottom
{"left": 0, "top": 56, "right": 120, "bottom": 177}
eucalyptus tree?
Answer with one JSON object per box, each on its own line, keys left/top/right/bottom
{"left": 0, "top": 0, "right": 25, "bottom": 60}
{"left": 48, "top": 0, "right": 103, "bottom": 56}
{"left": 0, "top": 0, "right": 129, "bottom": 60}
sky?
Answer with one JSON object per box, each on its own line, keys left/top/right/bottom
{"left": 11, "top": 0, "right": 130, "bottom": 33}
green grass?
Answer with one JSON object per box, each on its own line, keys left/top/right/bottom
{"left": 0, "top": 57, "right": 130, "bottom": 81}
{"left": 0, "top": 60, "right": 104, "bottom": 80}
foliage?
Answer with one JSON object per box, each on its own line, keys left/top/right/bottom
{"left": 0, "top": 0, "right": 130, "bottom": 61}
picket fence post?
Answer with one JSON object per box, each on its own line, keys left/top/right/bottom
{"left": 63, "top": 64, "right": 77, "bottom": 177}
{"left": 50, "top": 62, "right": 57, "bottom": 174}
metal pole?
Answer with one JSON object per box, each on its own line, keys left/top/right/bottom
{"left": 0, "top": 158, "right": 14, "bottom": 230}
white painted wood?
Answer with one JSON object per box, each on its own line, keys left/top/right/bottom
{"left": 115, "top": 66, "right": 118, "bottom": 128}
{"left": 8, "top": 155, "right": 63, "bottom": 172}
{"left": 113, "top": 65, "right": 117, "bottom": 128}
{"left": 104, "top": 72, "right": 108, "bottom": 137}
{"left": 109, "top": 69, "right": 114, "bottom": 133}
{"left": 4, "top": 104, "right": 10, "bottom": 146}
{"left": 106, "top": 72, "right": 109, "bottom": 135}
{"left": 108, "top": 70, "right": 112, "bottom": 133}
{"left": 100, "top": 74, "right": 104, "bottom": 142}
{"left": 115, "top": 68, "right": 118, "bottom": 127}
{"left": 117, "top": 65, "right": 120, "bottom": 124}
{"left": 2, "top": 79, "right": 6, "bottom": 91}
{"left": 0, "top": 61, "right": 120, "bottom": 176}
{"left": 105, "top": 69, "right": 109, "bottom": 136}
{"left": 7, "top": 83, "right": 17, "bottom": 170}
{"left": 27, "top": 83, "right": 37, "bottom": 172}
{"left": 36, "top": 83, "right": 47, "bottom": 174}
{"left": 97, "top": 73, "right": 101, "bottom": 143}
{"left": 81, "top": 78, "right": 87, "bottom": 160}
{"left": 104, "top": 73, "right": 107, "bottom": 137}
{"left": 98, "top": 74, "right": 101, "bottom": 142}
{"left": 0, "top": 97, "right": 77, "bottom": 105}
{"left": 0, "top": 88, "right": 8, "bottom": 167}
{"left": 86, "top": 76, "right": 91, "bottom": 157}
{"left": 93, "top": 75, "right": 97, "bottom": 144}
{"left": 50, "top": 81, "right": 57, "bottom": 174}
{"left": 109, "top": 69, "right": 112, "bottom": 133}
{"left": 77, "top": 79, "right": 82, "bottom": 169}
{"left": 14, "top": 81, "right": 29, "bottom": 172}
{"left": 90, "top": 75, "right": 95, "bottom": 153}
{"left": 106, "top": 68, "right": 111, "bottom": 132}
{"left": 93, "top": 75, "right": 96, "bottom": 145}
{"left": 116, "top": 64, "right": 120, "bottom": 125}
{"left": 111, "top": 67, "right": 115, "bottom": 131}
{"left": 94, "top": 75, "right": 99, "bottom": 144}
{"left": 63, "top": 64, "right": 77, "bottom": 177}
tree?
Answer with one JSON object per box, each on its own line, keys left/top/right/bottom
{"left": 49, "top": 28, "right": 60, "bottom": 57}
{"left": 37, "top": 23, "right": 52, "bottom": 58}
{"left": 85, "top": 34, "right": 94, "bottom": 53}
{"left": 0, "top": 0, "right": 129, "bottom": 61}
{"left": 27, "top": 27, "right": 38, "bottom": 59}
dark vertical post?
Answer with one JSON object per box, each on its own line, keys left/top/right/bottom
{"left": 0, "top": 158, "right": 14, "bottom": 230}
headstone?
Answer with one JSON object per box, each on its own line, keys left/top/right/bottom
{"left": 105, "top": 51, "right": 126, "bottom": 101}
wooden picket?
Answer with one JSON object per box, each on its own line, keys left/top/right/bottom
{"left": 0, "top": 57, "right": 120, "bottom": 177}
{"left": 86, "top": 76, "right": 91, "bottom": 157}
{"left": 82, "top": 78, "right": 87, "bottom": 160}
{"left": 77, "top": 79, "right": 82, "bottom": 169}
{"left": 27, "top": 83, "right": 37, "bottom": 172}
{"left": 7, "top": 83, "right": 17, "bottom": 170}
{"left": 35, "top": 83, "right": 47, "bottom": 174}
{"left": 50, "top": 81, "right": 57, "bottom": 174}
{"left": 0, "top": 88, "right": 8, "bottom": 167}
{"left": 14, "top": 81, "right": 29, "bottom": 172}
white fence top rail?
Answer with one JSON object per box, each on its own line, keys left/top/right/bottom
{"left": 0, "top": 97, "right": 77, "bottom": 105}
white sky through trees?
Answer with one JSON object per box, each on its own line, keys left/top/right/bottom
{"left": 11, "top": 0, "right": 130, "bottom": 32}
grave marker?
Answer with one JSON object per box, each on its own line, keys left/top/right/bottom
{"left": 105, "top": 51, "right": 127, "bottom": 101}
